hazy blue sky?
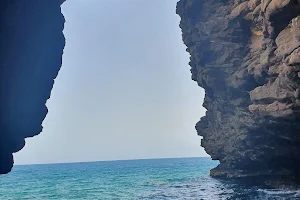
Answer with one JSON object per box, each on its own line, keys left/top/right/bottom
{"left": 14, "top": 0, "right": 207, "bottom": 165}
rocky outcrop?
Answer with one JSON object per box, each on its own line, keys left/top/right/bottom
{"left": 0, "top": 0, "right": 65, "bottom": 173}
{"left": 177, "top": 0, "right": 300, "bottom": 181}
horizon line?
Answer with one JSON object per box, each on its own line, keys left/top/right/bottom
{"left": 14, "top": 156, "right": 212, "bottom": 166}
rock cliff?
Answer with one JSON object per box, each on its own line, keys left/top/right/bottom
{"left": 177, "top": 0, "right": 300, "bottom": 181}
{"left": 0, "top": 0, "right": 65, "bottom": 173}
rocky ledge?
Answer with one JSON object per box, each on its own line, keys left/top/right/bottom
{"left": 177, "top": 0, "right": 300, "bottom": 182}
{"left": 0, "top": 0, "right": 65, "bottom": 173}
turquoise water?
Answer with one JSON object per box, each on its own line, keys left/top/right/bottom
{"left": 1, "top": 157, "right": 300, "bottom": 199}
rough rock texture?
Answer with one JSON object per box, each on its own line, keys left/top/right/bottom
{"left": 0, "top": 0, "right": 65, "bottom": 173}
{"left": 177, "top": 0, "right": 300, "bottom": 181}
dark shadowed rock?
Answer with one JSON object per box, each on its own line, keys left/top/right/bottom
{"left": 177, "top": 0, "right": 300, "bottom": 183}
{"left": 0, "top": 0, "right": 65, "bottom": 173}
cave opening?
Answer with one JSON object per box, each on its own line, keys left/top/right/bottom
{"left": 14, "top": 0, "right": 208, "bottom": 166}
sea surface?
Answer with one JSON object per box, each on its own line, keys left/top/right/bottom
{"left": 0, "top": 157, "right": 300, "bottom": 199}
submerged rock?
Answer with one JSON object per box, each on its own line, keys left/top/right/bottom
{"left": 176, "top": 0, "right": 300, "bottom": 182}
{"left": 0, "top": 0, "right": 65, "bottom": 173}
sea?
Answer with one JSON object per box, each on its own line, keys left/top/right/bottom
{"left": 0, "top": 157, "right": 300, "bottom": 200}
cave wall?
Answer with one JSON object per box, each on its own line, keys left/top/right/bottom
{"left": 177, "top": 0, "right": 300, "bottom": 180}
{"left": 0, "top": 0, "right": 65, "bottom": 173}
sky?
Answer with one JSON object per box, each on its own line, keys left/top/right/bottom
{"left": 14, "top": 0, "right": 208, "bottom": 165}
